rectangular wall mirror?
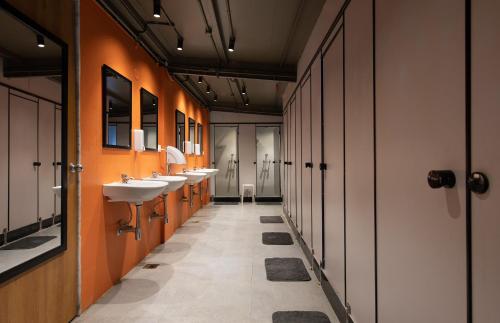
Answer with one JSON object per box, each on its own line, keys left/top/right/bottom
{"left": 197, "top": 123, "right": 203, "bottom": 155}
{"left": 102, "top": 65, "right": 131, "bottom": 149}
{"left": 140, "top": 88, "right": 158, "bottom": 151}
{"left": 176, "top": 110, "right": 185, "bottom": 153}
{"left": 188, "top": 118, "right": 195, "bottom": 155}
{"left": 0, "top": 2, "right": 67, "bottom": 283}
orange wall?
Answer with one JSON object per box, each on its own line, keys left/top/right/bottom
{"left": 80, "top": 0, "right": 210, "bottom": 310}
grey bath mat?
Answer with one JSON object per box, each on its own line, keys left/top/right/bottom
{"left": 265, "top": 258, "right": 311, "bottom": 281}
{"left": 262, "top": 232, "right": 293, "bottom": 245}
{"left": 0, "top": 236, "right": 56, "bottom": 250}
{"left": 272, "top": 311, "right": 331, "bottom": 323}
{"left": 260, "top": 216, "right": 284, "bottom": 223}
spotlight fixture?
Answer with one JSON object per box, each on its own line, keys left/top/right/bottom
{"left": 241, "top": 85, "right": 247, "bottom": 95}
{"left": 36, "top": 34, "right": 45, "bottom": 48}
{"left": 228, "top": 37, "right": 235, "bottom": 52}
{"left": 214, "top": 94, "right": 218, "bottom": 102}
{"left": 198, "top": 76, "right": 203, "bottom": 84}
{"left": 177, "top": 37, "right": 184, "bottom": 51}
{"left": 206, "top": 85, "right": 211, "bottom": 94}
{"left": 153, "top": 0, "right": 161, "bottom": 18}
{"left": 244, "top": 99, "right": 249, "bottom": 106}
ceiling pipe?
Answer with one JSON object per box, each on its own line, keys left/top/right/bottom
{"left": 210, "top": 0, "right": 230, "bottom": 62}
{"left": 197, "top": 0, "right": 224, "bottom": 63}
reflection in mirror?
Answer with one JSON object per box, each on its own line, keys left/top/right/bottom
{"left": 0, "top": 4, "right": 66, "bottom": 282}
{"left": 140, "top": 88, "right": 158, "bottom": 150}
{"left": 176, "top": 110, "right": 185, "bottom": 153}
{"left": 102, "top": 65, "right": 131, "bottom": 149}
{"left": 189, "top": 118, "right": 195, "bottom": 155}
{"left": 197, "top": 123, "right": 203, "bottom": 155}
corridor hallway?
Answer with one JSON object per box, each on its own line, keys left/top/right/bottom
{"left": 76, "top": 203, "right": 336, "bottom": 323}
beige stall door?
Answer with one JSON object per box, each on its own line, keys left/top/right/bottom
{"left": 376, "top": 0, "right": 467, "bottom": 322}
{"left": 471, "top": 0, "right": 500, "bottom": 321}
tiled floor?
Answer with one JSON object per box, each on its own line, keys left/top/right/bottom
{"left": 75, "top": 203, "right": 338, "bottom": 323}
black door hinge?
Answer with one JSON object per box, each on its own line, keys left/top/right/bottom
{"left": 319, "top": 163, "right": 327, "bottom": 171}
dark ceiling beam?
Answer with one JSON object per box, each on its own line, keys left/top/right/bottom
{"left": 168, "top": 63, "right": 296, "bottom": 82}
{"left": 3, "top": 59, "right": 61, "bottom": 77}
{"left": 210, "top": 104, "right": 282, "bottom": 116}
{"left": 174, "top": 75, "right": 209, "bottom": 108}
{"left": 280, "top": 0, "right": 305, "bottom": 66}
{"left": 185, "top": 75, "right": 211, "bottom": 106}
{"left": 210, "top": 0, "right": 230, "bottom": 62}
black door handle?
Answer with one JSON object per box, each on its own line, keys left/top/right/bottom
{"left": 468, "top": 172, "right": 489, "bottom": 194}
{"left": 53, "top": 161, "right": 62, "bottom": 166}
{"left": 305, "top": 162, "right": 313, "bottom": 168}
{"left": 33, "top": 161, "right": 42, "bottom": 167}
{"left": 253, "top": 161, "right": 257, "bottom": 165}
{"left": 427, "top": 170, "right": 456, "bottom": 189}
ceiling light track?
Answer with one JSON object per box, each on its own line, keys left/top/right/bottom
{"left": 197, "top": 0, "right": 224, "bottom": 63}
{"left": 210, "top": 0, "right": 230, "bottom": 61}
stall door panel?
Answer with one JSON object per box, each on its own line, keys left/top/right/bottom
{"left": 55, "top": 107, "right": 62, "bottom": 216}
{"left": 301, "top": 77, "right": 312, "bottom": 247}
{"left": 311, "top": 56, "right": 323, "bottom": 264}
{"left": 38, "top": 100, "right": 55, "bottom": 221}
{"left": 295, "top": 91, "right": 302, "bottom": 231}
{"left": 289, "top": 99, "right": 296, "bottom": 223}
{"left": 376, "top": 0, "right": 466, "bottom": 321}
{"left": 471, "top": 0, "right": 500, "bottom": 321}
{"left": 214, "top": 126, "right": 239, "bottom": 197}
{"left": 344, "top": 0, "right": 376, "bottom": 322}
{"left": 322, "top": 29, "right": 345, "bottom": 304}
{"left": 9, "top": 94, "right": 38, "bottom": 230}
{"left": 0, "top": 86, "right": 7, "bottom": 232}
{"left": 282, "top": 112, "right": 287, "bottom": 210}
{"left": 256, "top": 126, "right": 281, "bottom": 197}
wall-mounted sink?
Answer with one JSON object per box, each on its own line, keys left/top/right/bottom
{"left": 103, "top": 180, "right": 167, "bottom": 204}
{"left": 142, "top": 175, "right": 187, "bottom": 193}
{"left": 192, "top": 168, "right": 219, "bottom": 178}
{"left": 176, "top": 172, "right": 206, "bottom": 185}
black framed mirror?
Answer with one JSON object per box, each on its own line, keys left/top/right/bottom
{"left": 140, "top": 88, "right": 158, "bottom": 151}
{"left": 197, "top": 123, "right": 203, "bottom": 155}
{"left": 102, "top": 65, "right": 132, "bottom": 149}
{"left": 176, "top": 110, "right": 185, "bottom": 153}
{"left": 188, "top": 118, "right": 195, "bottom": 155}
{"left": 0, "top": 2, "right": 68, "bottom": 283}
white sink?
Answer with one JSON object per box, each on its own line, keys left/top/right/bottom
{"left": 103, "top": 180, "right": 168, "bottom": 204}
{"left": 176, "top": 172, "right": 206, "bottom": 185}
{"left": 142, "top": 175, "right": 188, "bottom": 193}
{"left": 192, "top": 168, "right": 219, "bottom": 178}
{"left": 52, "top": 186, "right": 61, "bottom": 197}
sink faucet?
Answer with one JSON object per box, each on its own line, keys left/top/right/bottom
{"left": 121, "top": 174, "right": 134, "bottom": 183}
{"left": 152, "top": 171, "right": 160, "bottom": 178}
{"left": 182, "top": 168, "right": 187, "bottom": 173}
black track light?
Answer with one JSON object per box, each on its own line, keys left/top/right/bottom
{"left": 153, "top": 0, "right": 161, "bottom": 18}
{"left": 244, "top": 98, "right": 249, "bottom": 106}
{"left": 36, "top": 34, "right": 45, "bottom": 48}
{"left": 206, "top": 85, "right": 211, "bottom": 94}
{"left": 214, "top": 94, "right": 218, "bottom": 102}
{"left": 228, "top": 37, "right": 235, "bottom": 52}
{"left": 177, "top": 37, "right": 184, "bottom": 51}
{"left": 241, "top": 85, "right": 247, "bottom": 95}
{"left": 198, "top": 76, "right": 203, "bottom": 84}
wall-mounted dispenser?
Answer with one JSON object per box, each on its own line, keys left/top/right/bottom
{"left": 184, "top": 140, "right": 192, "bottom": 154}
{"left": 133, "top": 129, "right": 145, "bottom": 152}
{"left": 195, "top": 144, "right": 201, "bottom": 156}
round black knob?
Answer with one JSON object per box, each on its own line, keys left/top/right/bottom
{"left": 427, "top": 170, "right": 456, "bottom": 189}
{"left": 468, "top": 172, "right": 489, "bottom": 194}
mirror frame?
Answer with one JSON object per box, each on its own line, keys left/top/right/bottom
{"left": 0, "top": 1, "right": 68, "bottom": 284}
{"left": 102, "top": 64, "right": 132, "bottom": 149}
{"left": 197, "top": 123, "right": 203, "bottom": 155}
{"left": 140, "top": 88, "right": 158, "bottom": 151}
{"left": 175, "top": 109, "right": 186, "bottom": 153}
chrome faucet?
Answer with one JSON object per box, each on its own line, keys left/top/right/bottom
{"left": 152, "top": 171, "right": 160, "bottom": 178}
{"left": 121, "top": 174, "right": 134, "bottom": 183}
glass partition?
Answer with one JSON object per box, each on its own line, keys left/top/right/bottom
{"left": 214, "top": 126, "right": 239, "bottom": 198}
{"left": 256, "top": 126, "right": 281, "bottom": 198}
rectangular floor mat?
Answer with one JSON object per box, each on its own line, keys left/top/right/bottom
{"left": 260, "top": 216, "right": 284, "bottom": 223}
{"left": 262, "top": 232, "right": 293, "bottom": 245}
{"left": 272, "top": 311, "right": 331, "bottom": 323}
{"left": 0, "top": 236, "right": 57, "bottom": 250}
{"left": 265, "top": 258, "right": 311, "bottom": 281}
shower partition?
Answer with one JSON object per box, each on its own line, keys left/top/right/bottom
{"left": 255, "top": 126, "right": 281, "bottom": 201}
{"left": 213, "top": 125, "right": 240, "bottom": 201}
